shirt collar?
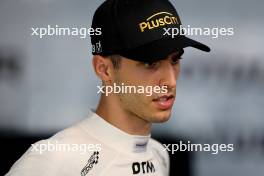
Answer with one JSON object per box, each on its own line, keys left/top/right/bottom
{"left": 79, "top": 111, "right": 151, "bottom": 154}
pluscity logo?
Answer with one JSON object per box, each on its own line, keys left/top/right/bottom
{"left": 139, "top": 12, "right": 179, "bottom": 32}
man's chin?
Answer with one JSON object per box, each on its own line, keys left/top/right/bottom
{"left": 151, "top": 109, "right": 172, "bottom": 123}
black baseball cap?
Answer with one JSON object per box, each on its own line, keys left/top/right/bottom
{"left": 91, "top": 0, "right": 210, "bottom": 62}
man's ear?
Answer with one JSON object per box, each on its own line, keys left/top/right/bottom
{"left": 92, "top": 55, "right": 114, "bottom": 82}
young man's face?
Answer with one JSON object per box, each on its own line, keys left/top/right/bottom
{"left": 111, "top": 51, "right": 182, "bottom": 123}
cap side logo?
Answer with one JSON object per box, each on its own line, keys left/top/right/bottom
{"left": 139, "top": 11, "right": 179, "bottom": 32}
{"left": 92, "top": 40, "right": 102, "bottom": 53}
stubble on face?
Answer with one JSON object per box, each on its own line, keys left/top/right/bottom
{"left": 113, "top": 80, "right": 175, "bottom": 124}
{"left": 108, "top": 53, "right": 180, "bottom": 124}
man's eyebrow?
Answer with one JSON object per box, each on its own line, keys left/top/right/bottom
{"left": 136, "top": 49, "right": 185, "bottom": 65}
{"left": 170, "top": 49, "right": 184, "bottom": 58}
{"left": 136, "top": 60, "right": 149, "bottom": 66}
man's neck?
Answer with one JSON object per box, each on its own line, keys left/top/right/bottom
{"left": 95, "top": 96, "right": 151, "bottom": 136}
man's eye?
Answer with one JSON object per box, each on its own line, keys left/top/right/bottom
{"left": 171, "top": 57, "right": 181, "bottom": 65}
{"left": 144, "top": 61, "right": 159, "bottom": 68}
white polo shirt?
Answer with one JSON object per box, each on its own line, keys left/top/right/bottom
{"left": 6, "top": 111, "right": 170, "bottom": 176}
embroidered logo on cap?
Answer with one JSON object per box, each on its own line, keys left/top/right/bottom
{"left": 139, "top": 12, "right": 179, "bottom": 32}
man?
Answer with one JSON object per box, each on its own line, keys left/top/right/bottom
{"left": 6, "top": 0, "right": 210, "bottom": 175}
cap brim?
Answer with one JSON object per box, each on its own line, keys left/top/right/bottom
{"left": 121, "top": 36, "right": 210, "bottom": 62}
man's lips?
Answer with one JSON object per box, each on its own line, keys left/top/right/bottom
{"left": 152, "top": 94, "right": 175, "bottom": 110}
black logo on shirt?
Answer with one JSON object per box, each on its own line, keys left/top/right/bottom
{"left": 80, "top": 151, "right": 99, "bottom": 176}
{"left": 135, "top": 142, "right": 147, "bottom": 148}
{"left": 132, "top": 161, "right": 155, "bottom": 174}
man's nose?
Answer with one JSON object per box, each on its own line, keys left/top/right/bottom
{"left": 159, "top": 62, "right": 178, "bottom": 89}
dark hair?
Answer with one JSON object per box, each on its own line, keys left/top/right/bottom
{"left": 109, "top": 55, "right": 121, "bottom": 69}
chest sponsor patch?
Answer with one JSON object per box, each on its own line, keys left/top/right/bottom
{"left": 132, "top": 160, "right": 155, "bottom": 174}
{"left": 80, "top": 151, "right": 99, "bottom": 176}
